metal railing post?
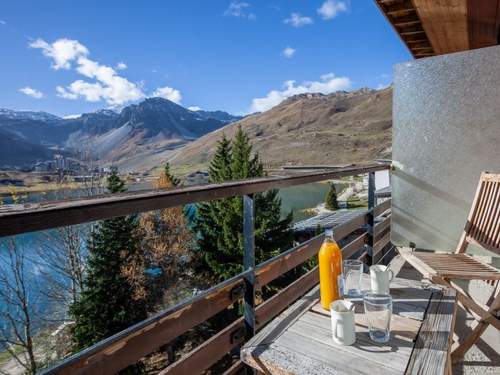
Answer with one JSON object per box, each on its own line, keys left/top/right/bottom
{"left": 366, "top": 172, "right": 375, "bottom": 266}
{"left": 243, "top": 194, "right": 256, "bottom": 339}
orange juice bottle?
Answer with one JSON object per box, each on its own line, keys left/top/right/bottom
{"left": 318, "top": 228, "right": 342, "bottom": 310}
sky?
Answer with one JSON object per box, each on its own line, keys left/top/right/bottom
{"left": 0, "top": 1, "right": 411, "bottom": 117}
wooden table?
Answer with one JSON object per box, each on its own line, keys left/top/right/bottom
{"left": 241, "top": 273, "right": 457, "bottom": 375}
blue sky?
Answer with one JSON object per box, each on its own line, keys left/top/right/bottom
{"left": 0, "top": 1, "right": 411, "bottom": 117}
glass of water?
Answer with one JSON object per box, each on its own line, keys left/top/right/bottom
{"left": 363, "top": 293, "right": 392, "bottom": 343}
{"left": 342, "top": 259, "right": 363, "bottom": 297}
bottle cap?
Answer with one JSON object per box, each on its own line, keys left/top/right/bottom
{"left": 325, "top": 228, "right": 334, "bottom": 237}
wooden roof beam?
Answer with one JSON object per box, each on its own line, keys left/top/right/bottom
{"left": 393, "top": 13, "right": 422, "bottom": 27}
{"left": 407, "top": 42, "right": 432, "bottom": 49}
{"left": 405, "top": 38, "right": 429, "bottom": 45}
{"left": 385, "top": 1, "right": 415, "bottom": 16}
{"left": 410, "top": 46, "right": 434, "bottom": 52}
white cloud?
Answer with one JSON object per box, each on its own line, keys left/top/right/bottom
{"left": 30, "top": 38, "right": 88, "bottom": 70}
{"left": 224, "top": 2, "right": 256, "bottom": 20}
{"left": 284, "top": 13, "right": 313, "bottom": 27}
{"left": 282, "top": 47, "right": 296, "bottom": 58}
{"left": 32, "top": 38, "right": 148, "bottom": 106}
{"left": 317, "top": 0, "right": 348, "bottom": 20}
{"left": 0, "top": 20, "right": 6, "bottom": 25}
{"left": 250, "top": 73, "right": 351, "bottom": 113}
{"left": 19, "top": 87, "right": 44, "bottom": 99}
{"left": 376, "top": 83, "right": 391, "bottom": 90}
{"left": 152, "top": 86, "right": 182, "bottom": 104}
{"left": 188, "top": 106, "right": 202, "bottom": 111}
{"left": 116, "top": 62, "right": 127, "bottom": 70}
{"left": 63, "top": 114, "right": 82, "bottom": 119}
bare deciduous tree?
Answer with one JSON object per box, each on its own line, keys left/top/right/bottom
{"left": 0, "top": 239, "right": 38, "bottom": 374}
{"left": 34, "top": 225, "right": 87, "bottom": 307}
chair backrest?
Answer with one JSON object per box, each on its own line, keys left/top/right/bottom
{"left": 456, "top": 172, "right": 500, "bottom": 255}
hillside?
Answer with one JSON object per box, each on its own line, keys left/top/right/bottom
{"left": 169, "top": 87, "right": 392, "bottom": 171}
{"left": 0, "top": 128, "right": 57, "bottom": 166}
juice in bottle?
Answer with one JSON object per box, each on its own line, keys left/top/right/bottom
{"left": 318, "top": 228, "right": 343, "bottom": 310}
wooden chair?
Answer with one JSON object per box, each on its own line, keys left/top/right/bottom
{"left": 398, "top": 171, "right": 500, "bottom": 363}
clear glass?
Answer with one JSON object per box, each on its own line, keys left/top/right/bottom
{"left": 342, "top": 259, "right": 363, "bottom": 297}
{"left": 363, "top": 293, "right": 392, "bottom": 343}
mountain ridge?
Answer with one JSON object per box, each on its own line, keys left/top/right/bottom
{"left": 0, "top": 99, "right": 241, "bottom": 168}
{"left": 169, "top": 87, "right": 392, "bottom": 171}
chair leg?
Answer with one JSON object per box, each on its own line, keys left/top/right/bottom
{"left": 451, "top": 320, "right": 489, "bottom": 363}
{"left": 451, "top": 282, "right": 500, "bottom": 363}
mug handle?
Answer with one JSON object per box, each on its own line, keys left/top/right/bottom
{"left": 388, "top": 269, "right": 395, "bottom": 282}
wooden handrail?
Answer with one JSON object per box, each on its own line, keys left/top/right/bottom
{"left": 40, "top": 199, "right": 389, "bottom": 375}
{"left": 0, "top": 163, "right": 388, "bottom": 237}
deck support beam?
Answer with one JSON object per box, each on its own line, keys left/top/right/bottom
{"left": 366, "top": 172, "right": 376, "bottom": 266}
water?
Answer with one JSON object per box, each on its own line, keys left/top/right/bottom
{"left": 278, "top": 182, "right": 347, "bottom": 222}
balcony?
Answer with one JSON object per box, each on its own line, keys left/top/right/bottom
{"left": 0, "top": 163, "right": 392, "bottom": 374}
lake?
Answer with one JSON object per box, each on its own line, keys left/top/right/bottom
{"left": 0, "top": 180, "right": 340, "bottom": 337}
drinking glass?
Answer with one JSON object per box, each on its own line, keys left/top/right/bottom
{"left": 342, "top": 259, "right": 363, "bottom": 297}
{"left": 363, "top": 293, "right": 392, "bottom": 343}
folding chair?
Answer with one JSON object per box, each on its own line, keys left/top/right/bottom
{"left": 398, "top": 171, "right": 500, "bottom": 363}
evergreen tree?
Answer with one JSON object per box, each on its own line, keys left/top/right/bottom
{"left": 325, "top": 183, "right": 339, "bottom": 210}
{"left": 161, "top": 162, "right": 180, "bottom": 187}
{"left": 195, "top": 127, "right": 293, "bottom": 281}
{"left": 70, "top": 168, "right": 147, "bottom": 351}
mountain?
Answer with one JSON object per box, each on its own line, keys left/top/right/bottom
{"left": 0, "top": 128, "right": 57, "bottom": 166}
{"left": 169, "top": 87, "right": 392, "bottom": 170}
{"left": 0, "top": 109, "right": 61, "bottom": 122}
{"left": 0, "top": 99, "right": 239, "bottom": 169}
{"left": 194, "top": 110, "right": 242, "bottom": 123}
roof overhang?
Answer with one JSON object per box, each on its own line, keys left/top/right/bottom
{"left": 375, "top": 0, "right": 500, "bottom": 58}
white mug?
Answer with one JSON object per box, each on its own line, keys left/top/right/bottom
{"left": 370, "top": 265, "right": 394, "bottom": 294}
{"left": 330, "top": 300, "right": 356, "bottom": 346}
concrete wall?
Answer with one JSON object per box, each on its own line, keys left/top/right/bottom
{"left": 392, "top": 45, "right": 500, "bottom": 361}
{"left": 392, "top": 45, "right": 500, "bottom": 259}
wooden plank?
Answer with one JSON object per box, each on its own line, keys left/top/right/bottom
{"left": 405, "top": 288, "right": 457, "bottom": 375}
{"left": 385, "top": 1, "right": 415, "bottom": 15}
{"left": 392, "top": 13, "right": 421, "bottom": 27}
{"left": 255, "top": 235, "right": 323, "bottom": 287}
{"left": 222, "top": 360, "right": 244, "bottom": 375}
{"left": 374, "top": 198, "right": 391, "bottom": 217}
{"left": 342, "top": 232, "right": 368, "bottom": 259}
{"left": 164, "top": 267, "right": 320, "bottom": 374}
{"left": 41, "top": 270, "right": 249, "bottom": 375}
{"left": 161, "top": 318, "right": 245, "bottom": 375}
{"left": 398, "top": 248, "right": 437, "bottom": 279}
{"left": 374, "top": 215, "right": 391, "bottom": 241}
{"left": 0, "top": 163, "right": 388, "bottom": 237}
{"left": 255, "top": 267, "right": 319, "bottom": 328}
{"left": 374, "top": 231, "right": 391, "bottom": 256}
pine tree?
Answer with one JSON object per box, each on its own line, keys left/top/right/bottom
{"left": 70, "top": 168, "right": 147, "bottom": 351}
{"left": 195, "top": 127, "right": 293, "bottom": 281}
{"left": 325, "top": 183, "right": 339, "bottom": 210}
{"left": 160, "top": 162, "right": 180, "bottom": 187}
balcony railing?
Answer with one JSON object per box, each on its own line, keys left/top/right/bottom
{"left": 0, "top": 162, "right": 392, "bottom": 374}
